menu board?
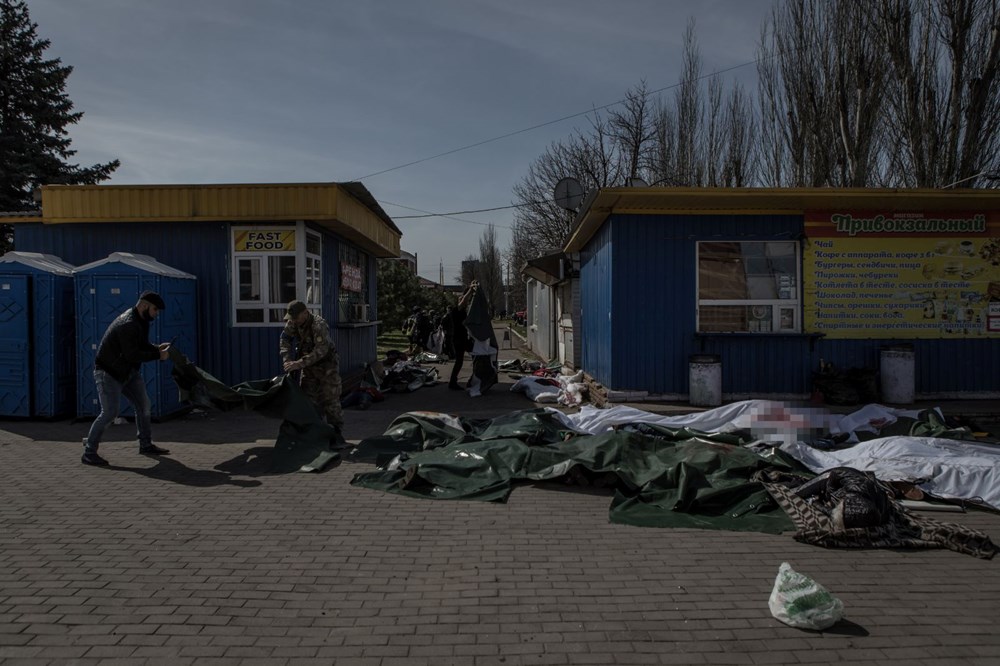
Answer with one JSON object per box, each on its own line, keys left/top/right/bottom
{"left": 804, "top": 211, "right": 1000, "bottom": 338}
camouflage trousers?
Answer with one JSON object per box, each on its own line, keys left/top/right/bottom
{"left": 300, "top": 366, "right": 343, "bottom": 429}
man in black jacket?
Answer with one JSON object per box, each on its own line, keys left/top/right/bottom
{"left": 81, "top": 291, "right": 172, "bottom": 466}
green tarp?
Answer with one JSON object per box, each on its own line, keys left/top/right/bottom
{"left": 350, "top": 408, "right": 810, "bottom": 533}
{"left": 169, "top": 348, "right": 340, "bottom": 473}
{"left": 860, "top": 408, "right": 984, "bottom": 442}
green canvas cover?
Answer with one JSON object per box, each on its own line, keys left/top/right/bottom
{"left": 350, "top": 409, "right": 809, "bottom": 533}
{"left": 169, "top": 348, "right": 340, "bottom": 473}
{"left": 859, "top": 408, "right": 983, "bottom": 441}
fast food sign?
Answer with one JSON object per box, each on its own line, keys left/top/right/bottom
{"left": 233, "top": 229, "right": 295, "bottom": 252}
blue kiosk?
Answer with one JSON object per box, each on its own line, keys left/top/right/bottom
{"left": 74, "top": 252, "right": 197, "bottom": 420}
{"left": 0, "top": 252, "right": 77, "bottom": 417}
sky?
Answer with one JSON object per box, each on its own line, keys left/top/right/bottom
{"left": 25, "top": 0, "right": 774, "bottom": 282}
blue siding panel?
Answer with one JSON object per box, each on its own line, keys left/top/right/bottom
{"left": 601, "top": 214, "right": 809, "bottom": 395}
{"left": 694, "top": 336, "right": 815, "bottom": 394}
{"left": 15, "top": 222, "right": 379, "bottom": 393}
{"left": 817, "top": 338, "right": 999, "bottom": 394}
{"left": 318, "top": 222, "right": 341, "bottom": 326}
{"left": 318, "top": 224, "right": 378, "bottom": 379}
{"left": 580, "top": 221, "right": 614, "bottom": 386}
{"left": 609, "top": 215, "right": 694, "bottom": 392}
{"left": 335, "top": 325, "right": 378, "bottom": 380}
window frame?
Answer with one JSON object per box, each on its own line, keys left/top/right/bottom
{"left": 231, "top": 222, "right": 323, "bottom": 327}
{"left": 695, "top": 240, "right": 802, "bottom": 334}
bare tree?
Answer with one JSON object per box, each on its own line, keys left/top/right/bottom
{"left": 757, "top": 19, "right": 789, "bottom": 186}
{"left": 504, "top": 223, "right": 533, "bottom": 312}
{"left": 509, "top": 111, "right": 623, "bottom": 261}
{"left": 831, "top": 2, "right": 887, "bottom": 186}
{"left": 704, "top": 75, "right": 725, "bottom": 186}
{"left": 510, "top": 19, "right": 758, "bottom": 272}
{"left": 608, "top": 80, "right": 657, "bottom": 182}
{"left": 759, "top": 1, "right": 841, "bottom": 186}
{"left": 722, "top": 83, "right": 759, "bottom": 186}
{"left": 759, "top": 0, "right": 1000, "bottom": 188}
{"left": 649, "top": 22, "right": 738, "bottom": 188}
{"left": 478, "top": 224, "right": 504, "bottom": 317}
{"left": 876, "top": 0, "right": 1000, "bottom": 187}
{"left": 649, "top": 103, "right": 679, "bottom": 185}
{"left": 674, "top": 20, "right": 704, "bottom": 186}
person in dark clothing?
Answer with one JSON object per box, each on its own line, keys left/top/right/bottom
{"left": 410, "top": 307, "right": 432, "bottom": 354}
{"left": 81, "top": 291, "right": 172, "bottom": 466}
{"left": 448, "top": 282, "right": 476, "bottom": 390}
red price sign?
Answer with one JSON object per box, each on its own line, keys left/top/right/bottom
{"left": 340, "top": 264, "right": 363, "bottom": 292}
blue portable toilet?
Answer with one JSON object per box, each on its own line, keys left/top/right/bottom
{"left": 0, "top": 252, "right": 76, "bottom": 417}
{"left": 74, "top": 252, "right": 197, "bottom": 420}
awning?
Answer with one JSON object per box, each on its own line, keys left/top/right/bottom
{"left": 522, "top": 251, "right": 565, "bottom": 286}
{"left": 0, "top": 181, "right": 402, "bottom": 258}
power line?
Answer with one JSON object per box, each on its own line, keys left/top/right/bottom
{"left": 382, "top": 200, "right": 513, "bottom": 228}
{"left": 390, "top": 202, "right": 525, "bottom": 221}
{"left": 354, "top": 56, "right": 765, "bottom": 181}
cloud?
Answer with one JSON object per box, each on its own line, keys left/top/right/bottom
{"left": 27, "top": 0, "right": 770, "bottom": 280}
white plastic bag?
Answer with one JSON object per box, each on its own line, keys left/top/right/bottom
{"left": 429, "top": 327, "right": 445, "bottom": 355}
{"left": 768, "top": 562, "right": 844, "bottom": 630}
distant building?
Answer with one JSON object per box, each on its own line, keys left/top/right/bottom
{"left": 396, "top": 250, "right": 417, "bottom": 274}
{"left": 416, "top": 276, "right": 463, "bottom": 294}
{"left": 461, "top": 259, "right": 479, "bottom": 285}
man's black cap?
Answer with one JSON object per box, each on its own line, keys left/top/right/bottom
{"left": 139, "top": 290, "right": 166, "bottom": 310}
{"left": 284, "top": 300, "right": 307, "bottom": 321}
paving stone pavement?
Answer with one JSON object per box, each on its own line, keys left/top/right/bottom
{"left": 2, "top": 324, "right": 1000, "bottom": 665}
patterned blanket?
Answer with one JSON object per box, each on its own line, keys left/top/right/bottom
{"left": 756, "top": 469, "right": 997, "bottom": 559}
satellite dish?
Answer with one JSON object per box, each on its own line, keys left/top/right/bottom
{"left": 627, "top": 177, "right": 649, "bottom": 187}
{"left": 553, "top": 177, "right": 584, "bottom": 211}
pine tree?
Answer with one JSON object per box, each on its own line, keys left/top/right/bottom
{"left": 0, "top": 0, "right": 119, "bottom": 252}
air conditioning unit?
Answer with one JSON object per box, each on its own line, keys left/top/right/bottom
{"left": 350, "top": 303, "right": 369, "bottom": 322}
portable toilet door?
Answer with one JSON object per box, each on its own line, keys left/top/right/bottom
{"left": 0, "top": 271, "right": 30, "bottom": 416}
{"left": 0, "top": 252, "right": 76, "bottom": 417}
{"left": 74, "top": 252, "right": 197, "bottom": 420}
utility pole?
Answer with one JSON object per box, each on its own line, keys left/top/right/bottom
{"left": 439, "top": 258, "right": 443, "bottom": 286}
{"left": 504, "top": 260, "right": 510, "bottom": 315}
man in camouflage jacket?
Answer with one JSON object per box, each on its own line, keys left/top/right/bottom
{"left": 279, "top": 300, "right": 344, "bottom": 440}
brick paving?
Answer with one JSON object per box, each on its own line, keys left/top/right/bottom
{"left": 2, "top": 325, "right": 1000, "bottom": 665}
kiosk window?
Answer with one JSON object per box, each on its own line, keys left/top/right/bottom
{"left": 696, "top": 241, "right": 801, "bottom": 333}
{"left": 232, "top": 226, "right": 323, "bottom": 326}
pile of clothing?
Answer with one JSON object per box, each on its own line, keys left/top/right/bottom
{"left": 340, "top": 386, "right": 385, "bottom": 410}
{"left": 510, "top": 368, "right": 588, "bottom": 406}
{"left": 382, "top": 360, "right": 440, "bottom": 393}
